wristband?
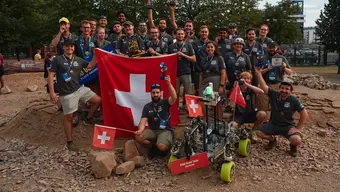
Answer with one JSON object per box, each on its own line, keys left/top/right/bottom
{"left": 219, "top": 84, "right": 224, "bottom": 87}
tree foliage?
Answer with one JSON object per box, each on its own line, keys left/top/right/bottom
{"left": 0, "top": 0, "right": 303, "bottom": 57}
{"left": 315, "top": 0, "right": 340, "bottom": 54}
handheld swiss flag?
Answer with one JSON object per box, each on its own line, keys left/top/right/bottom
{"left": 229, "top": 83, "right": 246, "bottom": 108}
{"left": 185, "top": 95, "right": 203, "bottom": 117}
{"left": 95, "top": 49, "right": 180, "bottom": 138}
{"left": 92, "top": 124, "right": 116, "bottom": 150}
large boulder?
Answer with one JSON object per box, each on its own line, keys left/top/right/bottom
{"left": 123, "top": 140, "right": 139, "bottom": 161}
{"left": 115, "top": 161, "right": 135, "bottom": 175}
{"left": 90, "top": 151, "right": 117, "bottom": 179}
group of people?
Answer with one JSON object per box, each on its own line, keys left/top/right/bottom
{"left": 46, "top": 4, "right": 308, "bottom": 158}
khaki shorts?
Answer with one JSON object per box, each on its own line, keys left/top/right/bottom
{"left": 257, "top": 84, "right": 280, "bottom": 111}
{"left": 176, "top": 74, "right": 192, "bottom": 96}
{"left": 59, "top": 86, "right": 96, "bottom": 115}
{"left": 143, "top": 129, "right": 173, "bottom": 148}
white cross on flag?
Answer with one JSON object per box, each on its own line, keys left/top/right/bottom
{"left": 92, "top": 124, "right": 116, "bottom": 150}
{"left": 95, "top": 49, "right": 180, "bottom": 138}
{"left": 185, "top": 95, "right": 203, "bottom": 117}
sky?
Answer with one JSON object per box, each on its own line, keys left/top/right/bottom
{"left": 259, "top": 0, "right": 328, "bottom": 27}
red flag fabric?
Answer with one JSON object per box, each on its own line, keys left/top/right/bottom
{"left": 229, "top": 83, "right": 246, "bottom": 108}
{"left": 185, "top": 95, "right": 203, "bottom": 117}
{"left": 95, "top": 49, "right": 180, "bottom": 138}
{"left": 92, "top": 124, "right": 116, "bottom": 150}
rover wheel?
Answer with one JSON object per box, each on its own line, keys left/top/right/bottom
{"left": 220, "top": 161, "right": 235, "bottom": 183}
{"left": 167, "top": 155, "right": 178, "bottom": 169}
{"left": 238, "top": 139, "right": 251, "bottom": 157}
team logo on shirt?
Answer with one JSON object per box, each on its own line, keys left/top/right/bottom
{"left": 63, "top": 63, "right": 69, "bottom": 66}
{"left": 211, "top": 60, "right": 217, "bottom": 65}
{"left": 239, "top": 57, "right": 245, "bottom": 62}
{"left": 245, "top": 95, "right": 250, "bottom": 101}
{"left": 284, "top": 102, "right": 290, "bottom": 108}
{"left": 73, "top": 61, "right": 79, "bottom": 67}
{"left": 252, "top": 48, "right": 258, "bottom": 52}
{"left": 182, "top": 47, "right": 187, "bottom": 52}
{"left": 163, "top": 37, "right": 168, "bottom": 42}
{"left": 158, "top": 106, "right": 163, "bottom": 112}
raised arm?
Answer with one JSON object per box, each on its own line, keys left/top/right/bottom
{"left": 169, "top": 4, "right": 178, "bottom": 30}
{"left": 165, "top": 75, "right": 177, "bottom": 106}
{"left": 148, "top": 9, "right": 156, "bottom": 29}
{"left": 255, "top": 67, "right": 269, "bottom": 94}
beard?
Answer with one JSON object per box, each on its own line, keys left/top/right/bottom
{"left": 152, "top": 97, "right": 160, "bottom": 103}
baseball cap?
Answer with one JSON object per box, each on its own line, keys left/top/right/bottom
{"left": 63, "top": 39, "right": 75, "bottom": 46}
{"left": 123, "top": 21, "right": 134, "bottom": 26}
{"left": 268, "top": 41, "right": 278, "bottom": 47}
{"left": 59, "top": 17, "right": 70, "bottom": 24}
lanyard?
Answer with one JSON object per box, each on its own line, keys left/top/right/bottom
{"left": 79, "top": 35, "right": 92, "bottom": 58}
{"left": 177, "top": 42, "right": 186, "bottom": 52}
{"left": 203, "top": 56, "right": 214, "bottom": 71}
{"left": 62, "top": 55, "right": 74, "bottom": 72}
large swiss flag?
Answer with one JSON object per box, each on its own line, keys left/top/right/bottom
{"left": 95, "top": 49, "right": 180, "bottom": 138}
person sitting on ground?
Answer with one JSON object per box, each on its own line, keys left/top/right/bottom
{"left": 255, "top": 67, "right": 308, "bottom": 157}
{"left": 229, "top": 72, "right": 266, "bottom": 143}
{"left": 135, "top": 75, "right": 177, "bottom": 157}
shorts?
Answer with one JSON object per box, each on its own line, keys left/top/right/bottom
{"left": 259, "top": 122, "right": 302, "bottom": 139}
{"left": 0, "top": 65, "right": 4, "bottom": 77}
{"left": 257, "top": 84, "right": 280, "bottom": 111}
{"left": 176, "top": 74, "right": 192, "bottom": 96}
{"left": 143, "top": 129, "right": 173, "bottom": 148}
{"left": 59, "top": 86, "right": 96, "bottom": 115}
{"left": 235, "top": 111, "right": 258, "bottom": 125}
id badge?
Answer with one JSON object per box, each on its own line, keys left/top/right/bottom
{"left": 226, "top": 45, "right": 231, "bottom": 49}
{"left": 61, "top": 72, "right": 71, "bottom": 82}
{"left": 263, "top": 44, "right": 267, "bottom": 48}
{"left": 159, "top": 120, "right": 167, "bottom": 129}
{"left": 268, "top": 71, "right": 276, "bottom": 81}
{"left": 252, "top": 48, "right": 258, "bottom": 52}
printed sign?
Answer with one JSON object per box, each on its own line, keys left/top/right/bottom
{"left": 271, "top": 58, "right": 283, "bottom": 67}
{"left": 169, "top": 152, "right": 209, "bottom": 175}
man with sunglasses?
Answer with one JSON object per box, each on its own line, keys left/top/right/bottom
{"left": 145, "top": 27, "right": 168, "bottom": 56}
{"left": 135, "top": 76, "right": 177, "bottom": 156}
{"left": 48, "top": 39, "right": 101, "bottom": 151}
{"left": 51, "top": 17, "right": 78, "bottom": 55}
{"left": 256, "top": 24, "right": 273, "bottom": 52}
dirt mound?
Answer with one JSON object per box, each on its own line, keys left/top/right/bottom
{"left": 0, "top": 100, "right": 94, "bottom": 149}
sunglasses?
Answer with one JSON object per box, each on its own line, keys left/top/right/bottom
{"left": 152, "top": 84, "right": 160, "bottom": 87}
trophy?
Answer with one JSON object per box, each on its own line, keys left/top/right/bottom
{"left": 146, "top": 0, "right": 153, "bottom": 9}
{"left": 160, "top": 62, "right": 168, "bottom": 80}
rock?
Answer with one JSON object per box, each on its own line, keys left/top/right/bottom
{"left": 90, "top": 151, "right": 117, "bottom": 179}
{"left": 115, "top": 161, "right": 135, "bottom": 175}
{"left": 135, "top": 142, "right": 148, "bottom": 156}
{"left": 123, "top": 140, "right": 139, "bottom": 161}
{"left": 322, "top": 107, "right": 336, "bottom": 114}
{"left": 317, "top": 129, "right": 328, "bottom": 137}
{"left": 0, "top": 85, "right": 11, "bottom": 94}
{"left": 130, "top": 156, "right": 146, "bottom": 168}
{"left": 332, "top": 101, "right": 340, "bottom": 108}
{"left": 0, "top": 140, "right": 10, "bottom": 151}
{"left": 26, "top": 85, "right": 38, "bottom": 92}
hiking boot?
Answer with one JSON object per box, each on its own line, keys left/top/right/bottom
{"left": 289, "top": 144, "right": 298, "bottom": 157}
{"left": 83, "top": 117, "right": 94, "bottom": 125}
{"left": 265, "top": 136, "right": 277, "bottom": 150}
{"left": 67, "top": 142, "right": 79, "bottom": 152}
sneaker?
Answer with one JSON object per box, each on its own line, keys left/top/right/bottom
{"left": 265, "top": 136, "right": 277, "bottom": 150}
{"left": 289, "top": 144, "right": 298, "bottom": 157}
{"left": 83, "top": 117, "right": 94, "bottom": 125}
{"left": 67, "top": 142, "right": 79, "bottom": 152}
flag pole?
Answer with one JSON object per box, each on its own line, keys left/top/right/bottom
{"left": 232, "top": 83, "right": 237, "bottom": 122}
{"left": 95, "top": 124, "right": 137, "bottom": 134}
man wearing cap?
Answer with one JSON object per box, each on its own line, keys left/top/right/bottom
{"left": 228, "top": 23, "right": 239, "bottom": 40}
{"left": 108, "top": 21, "right": 123, "bottom": 49}
{"left": 99, "top": 15, "right": 110, "bottom": 39}
{"left": 116, "top": 21, "right": 146, "bottom": 57}
{"left": 51, "top": 17, "right": 78, "bottom": 55}
{"left": 216, "top": 27, "right": 232, "bottom": 57}
{"left": 147, "top": 8, "right": 173, "bottom": 46}
{"left": 75, "top": 20, "right": 95, "bottom": 60}
{"left": 145, "top": 27, "right": 168, "bottom": 56}
{"left": 191, "top": 25, "right": 211, "bottom": 95}
{"left": 135, "top": 75, "right": 177, "bottom": 156}
{"left": 169, "top": 4, "right": 197, "bottom": 43}
{"left": 168, "top": 28, "right": 196, "bottom": 109}
{"left": 116, "top": 11, "right": 127, "bottom": 25}
{"left": 224, "top": 38, "right": 251, "bottom": 91}
{"left": 257, "top": 41, "right": 292, "bottom": 112}
{"left": 255, "top": 67, "right": 308, "bottom": 157}
{"left": 48, "top": 38, "right": 101, "bottom": 151}
{"left": 256, "top": 24, "right": 273, "bottom": 52}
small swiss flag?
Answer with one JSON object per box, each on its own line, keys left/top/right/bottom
{"left": 185, "top": 95, "right": 203, "bottom": 117}
{"left": 92, "top": 124, "right": 117, "bottom": 150}
{"left": 229, "top": 83, "right": 246, "bottom": 108}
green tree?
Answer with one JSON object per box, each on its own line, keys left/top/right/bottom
{"left": 315, "top": 0, "right": 340, "bottom": 73}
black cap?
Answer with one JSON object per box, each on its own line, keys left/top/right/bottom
{"left": 63, "top": 39, "right": 75, "bottom": 46}
{"left": 99, "top": 15, "right": 107, "bottom": 20}
{"left": 268, "top": 41, "right": 278, "bottom": 47}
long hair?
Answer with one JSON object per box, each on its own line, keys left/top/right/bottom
{"left": 206, "top": 41, "right": 220, "bottom": 57}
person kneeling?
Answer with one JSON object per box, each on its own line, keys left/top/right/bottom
{"left": 229, "top": 72, "right": 266, "bottom": 143}
{"left": 255, "top": 67, "right": 308, "bottom": 157}
{"left": 135, "top": 75, "right": 177, "bottom": 157}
